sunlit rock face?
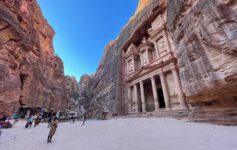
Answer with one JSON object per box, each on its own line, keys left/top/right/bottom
{"left": 167, "top": 0, "right": 237, "bottom": 124}
{"left": 0, "top": 0, "right": 70, "bottom": 114}
{"left": 134, "top": 0, "right": 151, "bottom": 15}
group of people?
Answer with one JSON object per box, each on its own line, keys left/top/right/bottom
{"left": 0, "top": 113, "right": 12, "bottom": 130}
{"left": 1, "top": 110, "right": 88, "bottom": 143}
{"left": 24, "top": 111, "right": 58, "bottom": 143}
{"left": 25, "top": 115, "right": 42, "bottom": 129}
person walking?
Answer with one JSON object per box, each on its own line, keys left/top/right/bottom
{"left": 0, "top": 113, "right": 7, "bottom": 122}
{"left": 0, "top": 123, "right": 2, "bottom": 136}
{"left": 25, "top": 116, "right": 33, "bottom": 128}
{"left": 47, "top": 117, "right": 58, "bottom": 143}
{"left": 82, "top": 112, "right": 87, "bottom": 126}
{"left": 47, "top": 116, "right": 52, "bottom": 128}
{"left": 47, "top": 111, "right": 53, "bottom": 128}
{"left": 71, "top": 112, "right": 75, "bottom": 123}
{"left": 34, "top": 115, "right": 40, "bottom": 127}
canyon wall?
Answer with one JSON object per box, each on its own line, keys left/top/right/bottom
{"left": 65, "top": 76, "right": 80, "bottom": 111}
{"left": 167, "top": 0, "right": 237, "bottom": 124}
{"left": 0, "top": 0, "right": 74, "bottom": 115}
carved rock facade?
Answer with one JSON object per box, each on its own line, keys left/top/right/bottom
{"left": 167, "top": 0, "right": 237, "bottom": 125}
{"left": 79, "top": 0, "right": 237, "bottom": 124}
{"left": 0, "top": 0, "right": 70, "bottom": 114}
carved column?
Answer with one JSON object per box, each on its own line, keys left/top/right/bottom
{"left": 126, "top": 60, "right": 129, "bottom": 75}
{"left": 151, "top": 76, "right": 160, "bottom": 111}
{"left": 171, "top": 67, "right": 188, "bottom": 109}
{"left": 133, "top": 84, "right": 139, "bottom": 113}
{"left": 128, "top": 86, "right": 132, "bottom": 112}
{"left": 145, "top": 49, "right": 149, "bottom": 64}
{"left": 132, "top": 56, "right": 135, "bottom": 73}
{"left": 154, "top": 41, "right": 160, "bottom": 58}
{"left": 140, "top": 54, "right": 143, "bottom": 66}
{"left": 164, "top": 31, "right": 172, "bottom": 52}
{"left": 139, "top": 80, "right": 147, "bottom": 112}
{"left": 159, "top": 72, "right": 171, "bottom": 110}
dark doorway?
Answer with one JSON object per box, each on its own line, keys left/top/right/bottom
{"left": 20, "top": 74, "right": 28, "bottom": 90}
{"left": 157, "top": 89, "right": 165, "bottom": 108}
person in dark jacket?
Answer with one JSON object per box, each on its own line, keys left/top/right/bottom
{"left": 47, "top": 117, "right": 58, "bottom": 143}
{"left": 47, "top": 116, "right": 52, "bottom": 128}
{"left": 0, "top": 113, "right": 7, "bottom": 122}
{"left": 34, "top": 115, "right": 40, "bottom": 127}
{"left": 82, "top": 112, "right": 87, "bottom": 126}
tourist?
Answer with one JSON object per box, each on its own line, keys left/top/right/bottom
{"left": 38, "top": 115, "right": 42, "bottom": 124}
{"left": 0, "top": 123, "right": 2, "bottom": 136}
{"left": 82, "top": 112, "right": 87, "bottom": 126}
{"left": 56, "top": 111, "right": 60, "bottom": 122}
{"left": 48, "top": 116, "right": 52, "bottom": 128}
{"left": 25, "top": 116, "right": 33, "bottom": 128}
{"left": 47, "top": 117, "right": 58, "bottom": 143}
{"left": 0, "top": 113, "right": 7, "bottom": 122}
{"left": 47, "top": 111, "right": 53, "bottom": 128}
{"left": 70, "top": 112, "right": 75, "bottom": 123}
{"left": 34, "top": 115, "right": 40, "bottom": 127}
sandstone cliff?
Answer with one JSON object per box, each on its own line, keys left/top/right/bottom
{"left": 167, "top": 0, "right": 237, "bottom": 124}
{"left": 78, "top": 0, "right": 160, "bottom": 118}
{"left": 65, "top": 76, "right": 80, "bottom": 111}
{"left": 0, "top": 0, "right": 71, "bottom": 114}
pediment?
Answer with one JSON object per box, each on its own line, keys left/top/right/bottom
{"left": 125, "top": 43, "right": 138, "bottom": 58}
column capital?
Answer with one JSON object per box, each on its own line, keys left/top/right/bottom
{"left": 170, "top": 66, "right": 177, "bottom": 72}
{"left": 150, "top": 76, "right": 155, "bottom": 80}
{"left": 159, "top": 71, "right": 164, "bottom": 76}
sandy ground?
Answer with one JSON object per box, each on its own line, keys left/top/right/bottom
{"left": 0, "top": 118, "right": 237, "bottom": 150}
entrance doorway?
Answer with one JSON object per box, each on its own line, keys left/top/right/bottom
{"left": 157, "top": 89, "right": 165, "bottom": 108}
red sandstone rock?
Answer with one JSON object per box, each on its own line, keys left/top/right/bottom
{"left": 0, "top": 0, "right": 71, "bottom": 115}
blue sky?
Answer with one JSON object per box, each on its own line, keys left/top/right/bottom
{"left": 38, "top": 0, "right": 138, "bottom": 81}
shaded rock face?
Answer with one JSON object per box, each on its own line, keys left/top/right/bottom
{"left": 65, "top": 76, "right": 79, "bottom": 111}
{"left": 0, "top": 0, "right": 69, "bottom": 114}
{"left": 78, "top": 75, "right": 93, "bottom": 110}
{"left": 167, "top": 0, "right": 237, "bottom": 124}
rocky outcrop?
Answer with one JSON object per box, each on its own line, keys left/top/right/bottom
{"left": 167, "top": 0, "right": 237, "bottom": 125}
{"left": 0, "top": 0, "right": 70, "bottom": 115}
{"left": 77, "top": 75, "right": 93, "bottom": 111}
{"left": 65, "top": 76, "right": 79, "bottom": 111}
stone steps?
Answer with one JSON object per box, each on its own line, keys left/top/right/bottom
{"left": 122, "top": 109, "right": 190, "bottom": 119}
{"left": 189, "top": 109, "right": 237, "bottom": 126}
